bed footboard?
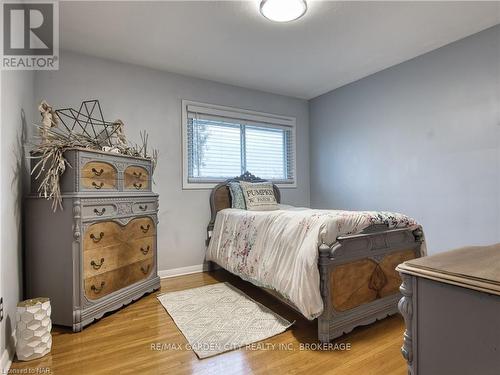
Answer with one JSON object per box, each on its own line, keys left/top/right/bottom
{"left": 318, "top": 226, "right": 424, "bottom": 342}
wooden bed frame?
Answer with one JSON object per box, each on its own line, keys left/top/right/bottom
{"left": 206, "top": 172, "right": 424, "bottom": 342}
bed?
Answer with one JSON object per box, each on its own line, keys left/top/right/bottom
{"left": 206, "top": 172, "right": 425, "bottom": 342}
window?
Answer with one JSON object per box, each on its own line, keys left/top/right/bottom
{"left": 182, "top": 100, "right": 296, "bottom": 189}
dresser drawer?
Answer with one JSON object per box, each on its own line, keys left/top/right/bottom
{"left": 126, "top": 217, "right": 156, "bottom": 238}
{"left": 84, "top": 258, "right": 154, "bottom": 300}
{"left": 82, "top": 203, "right": 117, "bottom": 219}
{"left": 124, "top": 166, "right": 150, "bottom": 191}
{"left": 83, "top": 237, "right": 155, "bottom": 278}
{"left": 84, "top": 221, "right": 123, "bottom": 250}
{"left": 132, "top": 201, "right": 157, "bottom": 215}
{"left": 84, "top": 217, "right": 156, "bottom": 251}
{"left": 81, "top": 161, "right": 118, "bottom": 191}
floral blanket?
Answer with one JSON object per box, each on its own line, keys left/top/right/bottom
{"left": 206, "top": 205, "right": 422, "bottom": 320}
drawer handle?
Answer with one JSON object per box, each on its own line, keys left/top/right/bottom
{"left": 133, "top": 182, "right": 143, "bottom": 190}
{"left": 94, "top": 208, "right": 106, "bottom": 216}
{"left": 140, "top": 245, "right": 150, "bottom": 255}
{"left": 141, "top": 265, "right": 151, "bottom": 275}
{"left": 92, "top": 181, "right": 104, "bottom": 189}
{"left": 138, "top": 204, "right": 148, "bottom": 211}
{"left": 140, "top": 224, "right": 150, "bottom": 233}
{"left": 90, "top": 232, "right": 104, "bottom": 243}
{"left": 91, "top": 168, "right": 104, "bottom": 176}
{"left": 133, "top": 171, "right": 143, "bottom": 178}
{"left": 90, "top": 258, "right": 105, "bottom": 270}
{"left": 91, "top": 281, "right": 105, "bottom": 294}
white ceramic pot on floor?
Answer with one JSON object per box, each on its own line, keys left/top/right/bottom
{"left": 16, "top": 298, "right": 52, "bottom": 361}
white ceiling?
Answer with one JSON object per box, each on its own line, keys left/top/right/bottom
{"left": 61, "top": 1, "right": 500, "bottom": 99}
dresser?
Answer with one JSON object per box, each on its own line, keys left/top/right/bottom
{"left": 397, "top": 244, "right": 500, "bottom": 375}
{"left": 26, "top": 148, "right": 161, "bottom": 332}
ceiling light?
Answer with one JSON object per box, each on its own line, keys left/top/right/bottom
{"left": 260, "top": 0, "right": 307, "bottom": 23}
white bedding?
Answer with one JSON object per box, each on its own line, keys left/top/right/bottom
{"left": 206, "top": 205, "right": 422, "bottom": 319}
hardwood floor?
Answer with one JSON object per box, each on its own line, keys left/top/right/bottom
{"left": 10, "top": 270, "right": 407, "bottom": 375}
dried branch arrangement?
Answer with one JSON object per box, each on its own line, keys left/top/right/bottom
{"left": 129, "top": 131, "right": 160, "bottom": 173}
{"left": 30, "top": 100, "right": 159, "bottom": 211}
{"left": 30, "top": 126, "right": 99, "bottom": 210}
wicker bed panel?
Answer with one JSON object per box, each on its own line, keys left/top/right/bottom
{"left": 214, "top": 185, "right": 231, "bottom": 212}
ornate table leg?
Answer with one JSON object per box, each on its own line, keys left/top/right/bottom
{"left": 398, "top": 273, "right": 415, "bottom": 375}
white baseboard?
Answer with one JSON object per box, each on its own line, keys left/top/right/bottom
{"left": 158, "top": 263, "right": 209, "bottom": 279}
{"left": 1, "top": 329, "right": 16, "bottom": 375}
{"left": 1, "top": 349, "right": 12, "bottom": 375}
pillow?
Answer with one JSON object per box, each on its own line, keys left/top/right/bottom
{"left": 227, "top": 181, "right": 246, "bottom": 209}
{"left": 239, "top": 181, "right": 278, "bottom": 211}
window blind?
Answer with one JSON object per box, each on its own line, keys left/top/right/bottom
{"left": 186, "top": 106, "right": 295, "bottom": 184}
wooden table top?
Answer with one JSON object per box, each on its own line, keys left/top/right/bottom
{"left": 396, "top": 243, "right": 500, "bottom": 296}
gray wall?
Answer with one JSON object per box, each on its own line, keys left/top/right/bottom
{"left": 309, "top": 25, "right": 500, "bottom": 254}
{"left": 0, "top": 71, "right": 34, "bottom": 363}
{"left": 35, "top": 51, "right": 310, "bottom": 271}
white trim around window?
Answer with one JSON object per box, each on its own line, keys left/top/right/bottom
{"left": 182, "top": 100, "right": 297, "bottom": 190}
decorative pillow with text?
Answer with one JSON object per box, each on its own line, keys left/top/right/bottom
{"left": 239, "top": 181, "right": 278, "bottom": 211}
{"left": 228, "top": 181, "right": 246, "bottom": 209}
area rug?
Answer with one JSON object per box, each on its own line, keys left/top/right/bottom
{"left": 157, "top": 282, "right": 294, "bottom": 358}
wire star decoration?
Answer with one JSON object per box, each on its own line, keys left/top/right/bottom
{"left": 55, "top": 99, "right": 120, "bottom": 147}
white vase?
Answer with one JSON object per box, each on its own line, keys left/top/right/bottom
{"left": 16, "top": 298, "right": 52, "bottom": 361}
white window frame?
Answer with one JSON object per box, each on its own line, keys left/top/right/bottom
{"left": 182, "top": 100, "right": 297, "bottom": 190}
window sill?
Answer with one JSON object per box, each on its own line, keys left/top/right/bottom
{"left": 182, "top": 181, "right": 297, "bottom": 190}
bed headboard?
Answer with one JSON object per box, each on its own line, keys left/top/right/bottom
{"left": 207, "top": 171, "right": 281, "bottom": 233}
